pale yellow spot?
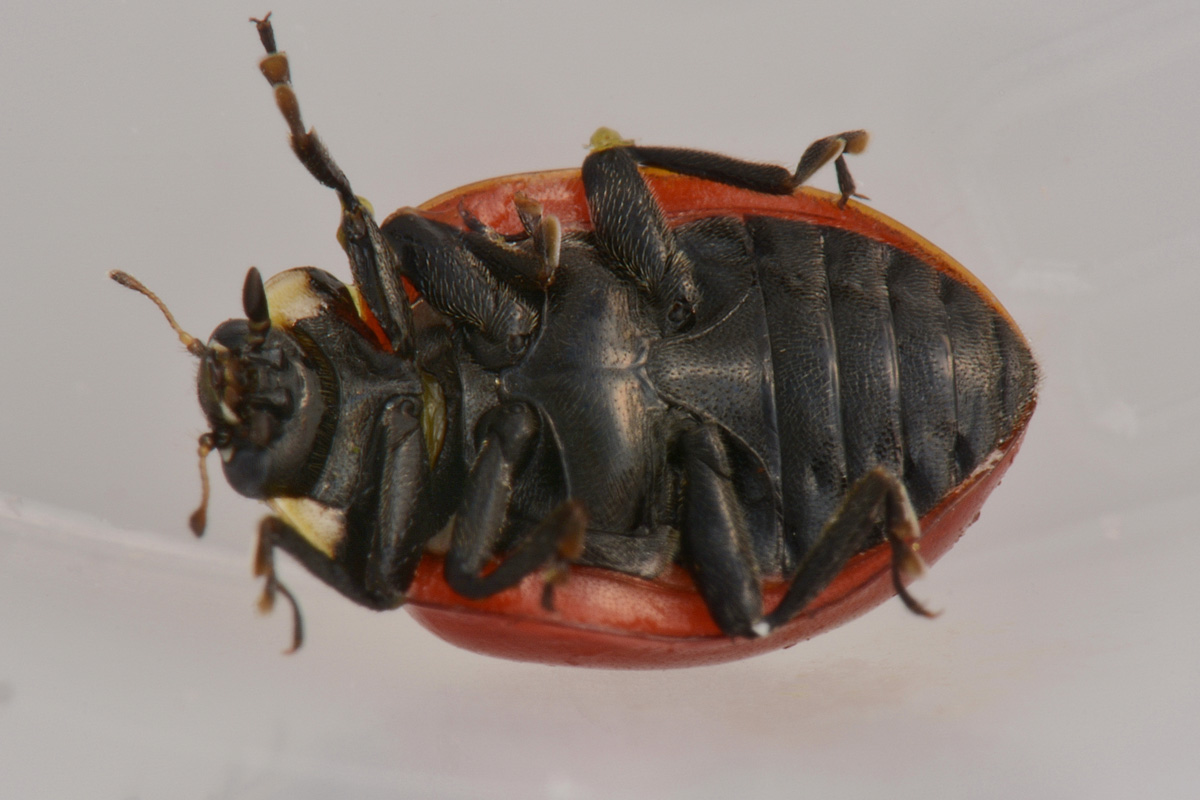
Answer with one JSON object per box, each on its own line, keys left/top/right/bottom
{"left": 347, "top": 285, "right": 369, "bottom": 322}
{"left": 264, "top": 269, "right": 325, "bottom": 327}
{"left": 421, "top": 371, "right": 446, "bottom": 467}
{"left": 268, "top": 497, "right": 347, "bottom": 559}
{"left": 589, "top": 127, "right": 634, "bottom": 151}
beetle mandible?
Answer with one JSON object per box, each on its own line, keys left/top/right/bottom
{"left": 113, "top": 15, "right": 1037, "bottom": 668}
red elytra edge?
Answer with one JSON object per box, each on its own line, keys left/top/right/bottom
{"left": 389, "top": 169, "right": 1035, "bottom": 668}
{"left": 403, "top": 427, "right": 1027, "bottom": 669}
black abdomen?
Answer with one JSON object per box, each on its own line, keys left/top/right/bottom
{"left": 746, "top": 217, "right": 1036, "bottom": 566}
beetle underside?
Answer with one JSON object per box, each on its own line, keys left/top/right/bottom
{"left": 113, "top": 14, "right": 1037, "bottom": 666}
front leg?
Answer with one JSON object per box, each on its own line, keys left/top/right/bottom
{"left": 458, "top": 194, "right": 562, "bottom": 292}
{"left": 382, "top": 212, "right": 540, "bottom": 369}
{"left": 251, "top": 396, "right": 432, "bottom": 651}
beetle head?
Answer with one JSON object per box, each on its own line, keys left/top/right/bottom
{"left": 197, "top": 268, "right": 327, "bottom": 502}
{"left": 111, "top": 267, "right": 329, "bottom": 535}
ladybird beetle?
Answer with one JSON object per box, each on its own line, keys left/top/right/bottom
{"left": 112, "top": 15, "right": 1036, "bottom": 668}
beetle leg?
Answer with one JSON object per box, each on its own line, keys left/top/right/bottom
{"left": 359, "top": 396, "right": 434, "bottom": 603}
{"left": 458, "top": 193, "right": 559, "bottom": 248}
{"left": 458, "top": 201, "right": 522, "bottom": 242}
{"left": 251, "top": 14, "right": 415, "bottom": 357}
{"left": 791, "top": 130, "right": 870, "bottom": 208}
{"left": 246, "top": 401, "right": 430, "bottom": 636}
{"left": 381, "top": 212, "right": 539, "bottom": 368}
{"left": 583, "top": 145, "right": 699, "bottom": 334}
{"left": 252, "top": 516, "right": 306, "bottom": 653}
{"left": 591, "top": 127, "right": 869, "bottom": 208}
{"left": 444, "top": 403, "right": 588, "bottom": 599}
{"left": 761, "top": 466, "right": 936, "bottom": 633}
{"left": 679, "top": 423, "right": 763, "bottom": 638}
{"left": 457, "top": 196, "right": 561, "bottom": 293}
{"left": 513, "top": 193, "right": 563, "bottom": 283}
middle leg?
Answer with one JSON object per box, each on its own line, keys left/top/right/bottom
{"left": 582, "top": 145, "right": 700, "bottom": 334}
{"left": 443, "top": 402, "right": 588, "bottom": 599}
{"left": 678, "top": 422, "right": 763, "bottom": 638}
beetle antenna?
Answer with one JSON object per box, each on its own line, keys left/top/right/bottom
{"left": 189, "top": 433, "right": 215, "bottom": 537}
{"left": 252, "top": 15, "right": 358, "bottom": 210}
{"left": 242, "top": 267, "right": 271, "bottom": 350}
{"left": 250, "top": 12, "right": 276, "bottom": 54}
{"left": 110, "top": 270, "right": 208, "bottom": 359}
{"left": 250, "top": 14, "right": 416, "bottom": 358}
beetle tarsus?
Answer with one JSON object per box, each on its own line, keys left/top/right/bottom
{"left": 884, "top": 499, "right": 939, "bottom": 618}
{"left": 457, "top": 201, "right": 503, "bottom": 240}
{"left": 254, "top": 515, "right": 306, "bottom": 653}
{"left": 764, "top": 467, "right": 931, "bottom": 631}
{"left": 454, "top": 197, "right": 559, "bottom": 289}
{"left": 538, "top": 502, "right": 589, "bottom": 612}
{"left": 513, "top": 193, "right": 562, "bottom": 279}
{"left": 792, "top": 130, "right": 869, "bottom": 206}
{"left": 273, "top": 578, "right": 305, "bottom": 654}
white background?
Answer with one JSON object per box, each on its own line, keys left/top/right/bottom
{"left": 2, "top": 1, "right": 1198, "bottom": 797}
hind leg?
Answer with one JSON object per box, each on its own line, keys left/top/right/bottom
{"left": 763, "top": 467, "right": 935, "bottom": 633}
{"left": 590, "top": 127, "right": 869, "bottom": 206}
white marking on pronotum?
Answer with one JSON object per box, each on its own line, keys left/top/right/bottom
{"left": 268, "top": 497, "right": 347, "bottom": 559}
{"left": 264, "top": 269, "right": 326, "bottom": 327}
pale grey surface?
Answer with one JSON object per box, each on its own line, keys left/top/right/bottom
{"left": 2, "top": 1, "right": 1198, "bottom": 798}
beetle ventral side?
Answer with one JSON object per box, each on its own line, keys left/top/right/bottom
{"left": 112, "top": 15, "right": 1037, "bottom": 668}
